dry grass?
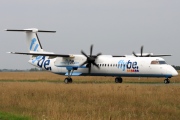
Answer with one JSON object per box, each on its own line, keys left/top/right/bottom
{"left": 0, "top": 71, "right": 180, "bottom": 83}
{"left": 0, "top": 71, "right": 180, "bottom": 120}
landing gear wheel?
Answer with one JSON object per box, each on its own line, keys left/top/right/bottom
{"left": 64, "top": 78, "right": 69, "bottom": 84}
{"left": 64, "top": 78, "right": 73, "bottom": 84}
{"left": 115, "top": 77, "right": 123, "bottom": 83}
{"left": 115, "top": 78, "right": 119, "bottom": 83}
{"left": 69, "top": 78, "right": 73, "bottom": 83}
{"left": 164, "top": 79, "right": 170, "bottom": 84}
{"left": 119, "top": 78, "right": 122, "bottom": 83}
{"left": 168, "top": 79, "right": 170, "bottom": 83}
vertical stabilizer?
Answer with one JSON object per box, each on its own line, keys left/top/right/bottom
{"left": 6, "top": 28, "right": 56, "bottom": 52}
{"left": 25, "top": 28, "right": 43, "bottom": 52}
{"left": 5, "top": 28, "right": 56, "bottom": 59}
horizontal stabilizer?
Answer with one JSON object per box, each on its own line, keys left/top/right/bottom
{"left": 5, "top": 29, "right": 56, "bottom": 33}
{"left": 7, "top": 52, "right": 73, "bottom": 57}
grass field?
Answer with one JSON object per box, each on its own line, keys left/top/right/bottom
{"left": 0, "top": 71, "right": 180, "bottom": 120}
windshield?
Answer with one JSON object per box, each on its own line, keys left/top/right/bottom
{"left": 151, "top": 60, "right": 167, "bottom": 65}
{"left": 159, "top": 61, "right": 166, "bottom": 64}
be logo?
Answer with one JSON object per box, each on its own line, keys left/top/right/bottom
{"left": 37, "top": 56, "right": 52, "bottom": 70}
{"left": 126, "top": 60, "right": 139, "bottom": 72}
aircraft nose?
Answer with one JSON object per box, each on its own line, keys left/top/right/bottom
{"left": 172, "top": 69, "right": 178, "bottom": 76}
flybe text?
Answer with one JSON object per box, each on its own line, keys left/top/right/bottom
{"left": 118, "top": 60, "right": 139, "bottom": 72}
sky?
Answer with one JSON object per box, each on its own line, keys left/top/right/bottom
{"left": 0, "top": 0, "right": 180, "bottom": 69}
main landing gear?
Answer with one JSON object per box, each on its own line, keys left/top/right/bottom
{"left": 115, "top": 77, "right": 123, "bottom": 83}
{"left": 64, "top": 70, "right": 74, "bottom": 84}
{"left": 164, "top": 78, "right": 170, "bottom": 84}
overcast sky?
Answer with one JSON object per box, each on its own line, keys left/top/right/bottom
{"left": 0, "top": 0, "right": 180, "bottom": 69}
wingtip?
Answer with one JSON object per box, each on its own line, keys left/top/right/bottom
{"left": 7, "top": 52, "right": 14, "bottom": 54}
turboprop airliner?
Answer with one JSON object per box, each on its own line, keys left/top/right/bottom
{"left": 5, "top": 28, "right": 178, "bottom": 84}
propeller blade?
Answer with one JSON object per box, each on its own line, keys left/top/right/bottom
{"left": 96, "top": 53, "right": 102, "bottom": 57}
{"left": 132, "top": 51, "right": 138, "bottom": 57}
{"left": 94, "top": 53, "right": 102, "bottom": 58}
{"left": 81, "top": 50, "right": 89, "bottom": 58}
{"left": 88, "top": 64, "right": 91, "bottom": 74}
{"left": 90, "top": 45, "right": 93, "bottom": 57}
{"left": 141, "top": 46, "right": 143, "bottom": 57}
{"left": 80, "top": 61, "right": 87, "bottom": 67}
{"left": 92, "top": 62, "right": 99, "bottom": 69}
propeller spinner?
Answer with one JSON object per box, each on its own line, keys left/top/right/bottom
{"left": 80, "top": 45, "right": 102, "bottom": 74}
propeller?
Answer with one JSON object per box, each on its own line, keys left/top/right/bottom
{"left": 80, "top": 45, "right": 102, "bottom": 74}
{"left": 132, "top": 46, "right": 171, "bottom": 57}
{"left": 132, "top": 46, "right": 151, "bottom": 57}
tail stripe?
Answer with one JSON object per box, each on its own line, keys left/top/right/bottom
{"left": 34, "top": 44, "right": 39, "bottom": 51}
{"left": 30, "top": 38, "right": 36, "bottom": 50}
{"left": 36, "top": 33, "right": 43, "bottom": 49}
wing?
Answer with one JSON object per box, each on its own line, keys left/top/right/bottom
{"left": 150, "top": 54, "right": 171, "bottom": 57}
{"left": 7, "top": 52, "right": 73, "bottom": 58}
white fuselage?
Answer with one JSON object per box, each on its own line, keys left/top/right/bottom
{"left": 29, "top": 55, "right": 178, "bottom": 78}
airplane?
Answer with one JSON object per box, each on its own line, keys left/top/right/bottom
{"left": 5, "top": 28, "right": 178, "bottom": 84}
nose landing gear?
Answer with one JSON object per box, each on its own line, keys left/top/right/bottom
{"left": 164, "top": 78, "right": 170, "bottom": 84}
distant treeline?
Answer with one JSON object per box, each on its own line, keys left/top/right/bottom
{"left": 173, "top": 66, "right": 180, "bottom": 70}
{"left": 0, "top": 66, "right": 180, "bottom": 72}
{"left": 0, "top": 68, "right": 44, "bottom": 72}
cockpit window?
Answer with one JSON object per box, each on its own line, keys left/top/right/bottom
{"left": 151, "top": 60, "right": 166, "bottom": 65}
{"left": 151, "top": 60, "right": 159, "bottom": 64}
{"left": 159, "top": 61, "right": 166, "bottom": 64}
